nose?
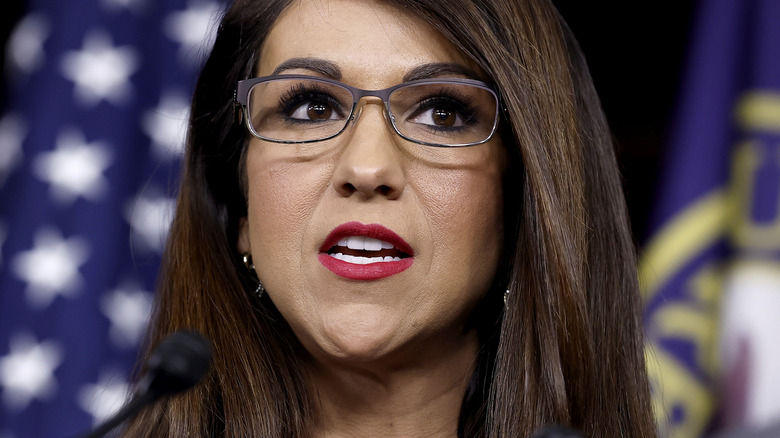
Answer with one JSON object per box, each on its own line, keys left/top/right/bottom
{"left": 331, "top": 102, "right": 405, "bottom": 200}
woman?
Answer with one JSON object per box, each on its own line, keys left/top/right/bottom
{"left": 124, "top": 0, "right": 656, "bottom": 436}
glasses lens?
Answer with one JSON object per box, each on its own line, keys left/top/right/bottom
{"left": 389, "top": 82, "right": 498, "bottom": 146}
{"left": 247, "top": 78, "right": 354, "bottom": 142}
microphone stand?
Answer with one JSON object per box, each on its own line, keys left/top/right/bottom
{"left": 80, "top": 390, "right": 154, "bottom": 438}
{"left": 77, "top": 330, "right": 212, "bottom": 438}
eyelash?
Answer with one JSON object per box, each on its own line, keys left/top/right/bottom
{"left": 277, "top": 84, "right": 346, "bottom": 122}
{"left": 274, "top": 83, "right": 479, "bottom": 130}
{"left": 410, "top": 90, "right": 478, "bottom": 130}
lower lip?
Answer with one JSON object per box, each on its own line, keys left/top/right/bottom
{"left": 317, "top": 254, "right": 414, "bottom": 280}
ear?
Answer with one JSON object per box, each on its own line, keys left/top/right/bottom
{"left": 237, "top": 216, "right": 251, "bottom": 254}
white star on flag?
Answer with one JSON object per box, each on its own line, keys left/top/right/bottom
{"left": 0, "top": 114, "right": 26, "bottom": 188}
{"left": 141, "top": 92, "right": 190, "bottom": 159}
{"left": 77, "top": 371, "right": 130, "bottom": 425}
{"left": 0, "top": 333, "right": 63, "bottom": 411}
{"left": 32, "top": 129, "right": 112, "bottom": 205}
{"left": 101, "top": 286, "right": 152, "bottom": 348}
{"left": 7, "top": 14, "right": 50, "bottom": 74}
{"left": 125, "top": 193, "right": 176, "bottom": 254}
{"left": 12, "top": 227, "right": 90, "bottom": 309}
{"left": 60, "top": 30, "right": 139, "bottom": 107}
{"left": 164, "top": 1, "right": 223, "bottom": 66}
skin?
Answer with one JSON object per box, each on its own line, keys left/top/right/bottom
{"left": 237, "top": 0, "right": 506, "bottom": 435}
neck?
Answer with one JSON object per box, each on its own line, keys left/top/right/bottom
{"left": 306, "top": 330, "right": 479, "bottom": 438}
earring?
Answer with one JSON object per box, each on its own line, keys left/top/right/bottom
{"left": 504, "top": 289, "right": 510, "bottom": 307}
{"left": 242, "top": 253, "right": 264, "bottom": 299}
{"left": 242, "top": 253, "right": 255, "bottom": 270}
{"left": 254, "top": 281, "right": 265, "bottom": 298}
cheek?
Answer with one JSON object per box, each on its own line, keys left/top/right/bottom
{"left": 411, "top": 144, "right": 506, "bottom": 294}
{"left": 433, "top": 172, "right": 503, "bottom": 260}
{"left": 422, "top": 172, "right": 503, "bottom": 230}
{"left": 250, "top": 164, "right": 312, "bottom": 235}
{"left": 243, "top": 147, "right": 331, "bottom": 284}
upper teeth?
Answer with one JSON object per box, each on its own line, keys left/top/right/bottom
{"left": 337, "top": 236, "right": 395, "bottom": 251}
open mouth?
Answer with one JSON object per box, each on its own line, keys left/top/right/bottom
{"left": 318, "top": 222, "right": 415, "bottom": 280}
{"left": 326, "top": 236, "right": 411, "bottom": 264}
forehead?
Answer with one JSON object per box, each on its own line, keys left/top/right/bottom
{"left": 258, "top": 0, "right": 476, "bottom": 85}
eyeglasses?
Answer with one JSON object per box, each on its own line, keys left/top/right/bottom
{"left": 235, "top": 75, "right": 500, "bottom": 147}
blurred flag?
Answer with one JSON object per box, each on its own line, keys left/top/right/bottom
{"left": 640, "top": 0, "right": 780, "bottom": 437}
{"left": 0, "top": 0, "right": 226, "bottom": 436}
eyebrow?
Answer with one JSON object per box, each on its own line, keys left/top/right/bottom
{"left": 270, "top": 59, "right": 480, "bottom": 83}
{"left": 402, "top": 63, "right": 481, "bottom": 82}
{"left": 271, "top": 57, "right": 342, "bottom": 80}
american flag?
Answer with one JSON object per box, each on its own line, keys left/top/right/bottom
{"left": 0, "top": 0, "right": 227, "bottom": 436}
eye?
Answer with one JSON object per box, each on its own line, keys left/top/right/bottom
{"left": 278, "top": 84, "right": 348, "bottom": 123}
{"left": 407, "top": 96, "right": 474, "bottom": 129}
{"left": 288, "top": 99, "right": 338, "bottom": 121}
{"left": 429, "top": 106, "right": 460, "bottom": 127}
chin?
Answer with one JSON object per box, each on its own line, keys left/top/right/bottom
{"left": 308, "top": 311, "right": 408, "bottom": 365}
{"left": 322, "top": 336, "right": 395, "bottom": 365}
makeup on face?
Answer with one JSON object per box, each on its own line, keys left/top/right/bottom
{"left": 317, "top": 221, "right": 414, "bottom": 280}
{"left": 238, "top": 0, "right": 505, "bottom": 365}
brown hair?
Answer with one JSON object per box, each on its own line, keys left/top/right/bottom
{"left": 122, "top": 0, "right": 656, "bottom": 436}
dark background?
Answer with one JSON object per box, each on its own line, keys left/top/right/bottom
{"left": 553, "top": 2, "right": 697, "bottom": 242}
{"left": 0, "top": 1, "right": 697, "bottom": 244}
{"left": 0, "top": 1, "right": 25, "bottom": 106}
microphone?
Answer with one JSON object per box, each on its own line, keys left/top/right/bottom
{"left": 80, "top": 330, "right": 212, "bottom": 438}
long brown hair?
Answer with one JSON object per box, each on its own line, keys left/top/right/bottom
{"left": 122, "top": 0, "right": 656, "bottom": 436}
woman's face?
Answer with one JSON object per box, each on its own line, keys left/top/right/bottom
{"left": 238, "top": 0, "right": 506, "bottom": 365}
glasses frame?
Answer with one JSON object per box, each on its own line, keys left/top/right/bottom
{"left": 235, "top": 74, "right": 500, "bottom": 148}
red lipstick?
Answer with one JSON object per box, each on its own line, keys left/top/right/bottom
{"left": 318, "top": 221, "right": 414, "bottom": 280}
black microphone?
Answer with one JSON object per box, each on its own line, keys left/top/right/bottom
{"left": 80, "top": 330, "right": 212, "bottom": 438}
